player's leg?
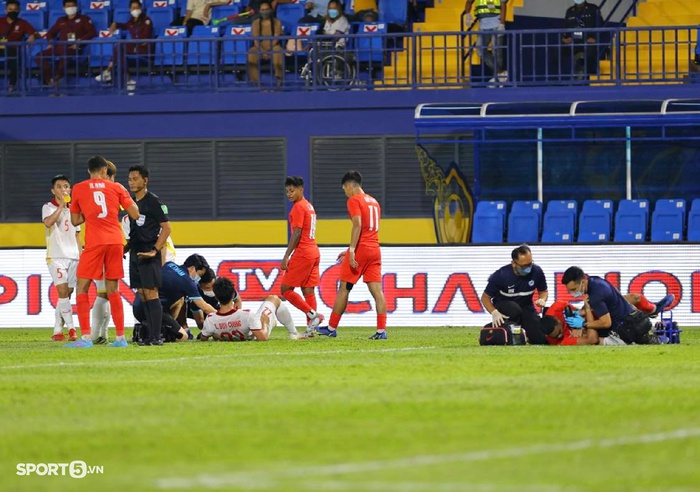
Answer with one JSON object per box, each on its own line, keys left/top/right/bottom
{"left": 301, "top": 255, "right": 321, "bottom": 330}
{"left": 281, "top": 255, "right": 323, "bottom": 329}
{"left": 139, "top": 257, "right": 163, "bottom": 346}
{"left": 67, "top": 246, "right": 106, "bottom": 347}
{"left": 322, "top": 255, "right": 361, "bottom": 336}
{"left": 268, "top": 295, "right": 300, "bottom": 339}
{"left": 103, "top": 244, "right": 128, "bottom": 347}
{"left": 47, "top": 258, "right": 72, "bottom": 340}
{"left": 92, "top": 279, "right": 111, "bottom": 343}
{"left": 363, "top": 253, "right": 386, "bottom": 339}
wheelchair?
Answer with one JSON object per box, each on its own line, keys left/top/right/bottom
{"left": 300, "top": 39, "right": 357, "bottom": 89}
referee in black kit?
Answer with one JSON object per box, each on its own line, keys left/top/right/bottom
{"left": 127, "top": 165, "right": 172, "bottom": 346}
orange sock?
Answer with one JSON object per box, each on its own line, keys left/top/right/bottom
{"left": 329, "top": 312, "right": 342, "bottom": 329}
{"left": 76, "top": 293, "right": 91, "bottom": 337}
{"left": 636, "top": 295, "right": 655, "bottom": 314}
{"left": 377, "top": 314, "right": 386, "bottom": 331}
{"left": 282, "top": 290, "right": 313, "bottom": 315}
{"left": 108, "top": 292, "right": 125, "bottom": 337}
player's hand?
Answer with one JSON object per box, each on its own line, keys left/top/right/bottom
{"left": 565, "top": 313, "right": 585, "bottom": 329}
{"left": 535, "top": 298, "right": 546, "bottom": 308}
{"left": 336, "top": 251, "right": 346, "bottom": 263}
{"left": 348, "top": 250, "right": 358, "bottom": 269}
{"left": 491, "top": 309, "right": 508, "bottom": 327}
{"left": 137, "top": 249, "right": 158, "bottom": 259}
{"left": 280, "top": 257, "right": 289, "bottom": 270}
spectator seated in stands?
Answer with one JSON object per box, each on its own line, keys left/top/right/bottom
{"left": 322, "top": 0, "right": 350, "bottom": 48}
{"left": 95, "top": 0, "right": 154, "bottom": 86}
{"left": 0, "top": 0, "right": 40, "bottom": 92}
{"left": 298, "top": 0, "right": 330, "bottom": 29}
{"left": 182, "top": 0, "right": 230, "bottom": 35}
{"left": 36, "top": 0, "right": 97, "bottom": 86}
{"left": 559, "top": 0, "right": 603, "bottom": 77}
{"left": 247, "top": 1, "right": 284, "bottom": 86}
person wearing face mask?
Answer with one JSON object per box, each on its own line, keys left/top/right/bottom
{"left": 95, "top": 0, "right": 154, "bottom": 88}
{"left": 560, "top": 0, "right": 603, "bottom": 78}
{"left": 0, "top": 0, "right": 39, "bottom": 92}
{"left": 247, "top": 0, "right": 284, "bottom": 85}
{"left": 36, "top": 0, "right": 96, "bottom": 86}
{"left": 322, "top": 0, "right": 350, "bottom": 48}
{"left": 481, "top": 244, "right": 550, "bottom": 345}
{"left": 561, "top": 266, "right": 660, "bottom": 345}
{"left": 297, "top": 0, "right": 330, "bottom": 29}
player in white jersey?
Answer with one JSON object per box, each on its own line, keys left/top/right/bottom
{"left": 42, "top": 175, "right": 81, "bottom": 341}
{"left": 200, "top": 277, "right": 300, "bottom": 341}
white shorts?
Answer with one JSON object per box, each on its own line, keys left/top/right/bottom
{"left": 95, "top": 279, "right": 106, "bottom": 293}
{"left": 47, "top": 257, "right": 78, "bottom": 288}
{"left": 255, "top": 301, "right": 278, "bottom": 335}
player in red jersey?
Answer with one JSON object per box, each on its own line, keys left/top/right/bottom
{"left": 316, "top": 170, "right": 387, "bottom": 339}
{"left": 280, "top": 176, "right": 324, "bottom": 337}
{"left": 67, "top": 156, "right": 140, "bottom": 348}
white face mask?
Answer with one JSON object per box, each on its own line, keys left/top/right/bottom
{"left": 130, "top": 9, "right": 142, "bottom": 18}
{"left": 202, "top": 290, "right": 215, "bottom": 297}
{"left": 65, "top": 6, "right": 78, "bottom": 15}
{"left": 192, "top": 273, "right": 201, "bottom": 283}
{"left": 573, "top": 0, "right": 585, "bottom": 5}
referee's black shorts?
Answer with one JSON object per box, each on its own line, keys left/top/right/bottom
{"left": 129, "top": 253, "right": 162, "bottom": 290}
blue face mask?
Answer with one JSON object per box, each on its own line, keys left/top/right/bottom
{"left": 571, "top": 283, "right": 585, "bottom": 297}
{"left": 517, "top": 266, "right": 532, "bottom": 276}
{"left": 328, "top": 8, "right": 339, "bottom": 18}
{"left": 193, "top": 273, "right": 201, "bottom": 283}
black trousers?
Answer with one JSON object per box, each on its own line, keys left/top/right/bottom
{"left": 494, "top": 300, "right": 548, "bottom": 345}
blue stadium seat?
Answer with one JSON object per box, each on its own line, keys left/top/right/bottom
{"left": 356, "top": 22, "right": 386, "bottom": 63}
{"left": 577, "top": 210, "right": 610, "bottom": 243}
{"left": 221, "top": 24, "right": 251, "bottom": 66}
{"left": 546, "top": 199, "right": 577, "bottom": 221}
{"left": 155, "top": 26, "right": 186, "bottom": 67}
{"left": 48, "top": 10, "right": 65, "bottom": 29}
{"left": 511, "top": 200, "right": 542, "bottom": 229}
{"left": 507, "top": 208, "right": 540, "bottom": 244}
{"left": 187, "top": 25, "right": 220, "bottom": 66}
{"left": 89, "top": 29, "right": 120, "bottom": 68}
{"left": 276, "top": 3, "right": 305, "bottom": 34}
{"left": 24, "top": 1, "right": 48, "bottom": 12}
{"left": 210, "top": 5, "right": 240, "bottom": 26}
{"left": 21, "top": 10, "right": 46, "bottom": 31}
{"left": 542, "top": 213, "right": 575, "bottom": 243}
{"left": 654, "top": 198, "right": 686, "bottom": 222}
{"left": 147, "top": 0, "right": 177, "bottom": 10}
{"left": 476, "top": 200, "right": 506, "bottom": 225}
{"left": 81, "top": 0, "right": 112, "bottom": 11}
{"left": 691, "top": 198, "right": 700, "bottom": 212}
{"left": 378, "top": 0, "right": 406, "bottom": 26}
{"left": 112, "top": 0, "right": 133, "bottom": 10}
{"left": 688, "top": 209, "right": 700, "bottom": 241}
{"left": 86, "top": 9, "right": 110, "bottom": 31}
{"left": 651, "top": 209, "right": 684, "bottom": 242}
{"left": 112, "top": 7, "right": 130, "bottom": 23}
{"left": 46, "top": 0, "right": 65, "bottom": 11}
{"left": 148, "top": 8, "right": 176, "bottom": 34}
{"left": 614, "top": 199, "right": 649, "bottom": 242}
{"left": 582, "top": 199, "right": 613, "bottom": 224}
{"left": 472, "top": 208, "right": 505, "bottom": 244}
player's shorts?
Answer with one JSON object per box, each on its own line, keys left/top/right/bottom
{"left": 340, "top": 246, "right": 382, "bottom": 284}
{"left": 129, "top": 253, "right": 162, "bottom": 290}
{"left": 77, "top": 244, "right": 124, "bottom": 281}
{"left": 282, "top": 253, "right": 320, "bottom": 288}
{"left": 255, "top": 300, "right": 278, "bottom": 336}
{"left": 47, "top": 257, "right": 78, "bottom": 288}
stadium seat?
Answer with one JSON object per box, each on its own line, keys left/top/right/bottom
{"left": 48, "top": 10, "right": 65, "bottom": 29}
{"left": 112, "top": 0, "right": 133, "bottom": 10}
{"left": 654, "top": 198, "right": 686, "bottom": 222}
{"left": 148, "top": 8, "right": 176, "bottom": 35}
{"left": 378, "top": 0, "right": 406, "bottom": 26}
{"left": 221, "top": 24, "right": 251, "bottom": 67}
{"left": 90, "top": 29, "right": 120, "bottom": 69}
{"left": 545, "top": 199, "right": 577, "bottom": 221}
{"left": 476, "top": 200, "right": 507, "bottom": 224}
{"left": 577, "top": 211, "right": 610, "bottom": 242}
{"left": 542, "top": 212, "right": 575, "bottom": 243}
{"left": 46, "top": 0, "right": 65, "bottom": 11}
{"left": 82, "top": 0, "right": 112, "bottom": 11}
{"left": 155, "top": 26, "right": 186, "bottom": 67}
{"left": 507, "top": 208, "right": 540, "bottom": 244}
{"left": 356, "top": 22, "right": 386, "bottom": 64}
{"left": 86, "top": 9, "right": 110, "bottom": 31}
{"left": 688, "top": 209, "right": 700, "bottom": 241}
{"left": 112, "top": 7, "right": 131, "bottom": 23}
{"left": 582, "top": 199, "right": 613, "bottom": 225}
{"left": 210, "top": 5, "right": 240, "bottom": 26}
{"left": 24, "top": 1, "right": 47, "bottom": 12}
{"left": 187, "top": 25, "right": 220, "bottom": 66}
{"left": 276, "top": 3, "right": 305, "bottom": 34}
{"left": 510, "top": 200, "right": 542, "bottom": 229}
{"left": 651, "top": 209, "right": 684, "bottom": 242}
{"left": 21, "top": 10, "right": 46, "bottom": 31}
{"left": 691, "top": 198, "right": 700, "bottom": 213}
{"left": 472, "top": 207, "right": 505, "bottom": 244}
{"left": 614, "top": 199, "right": 649, "bottom": 242}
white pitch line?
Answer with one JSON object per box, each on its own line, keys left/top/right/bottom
{"left": 0, "top": 346, "right": 437, "bottom": 371}
{"left": 155, "top": 427, "right": 700, "bottom": 490}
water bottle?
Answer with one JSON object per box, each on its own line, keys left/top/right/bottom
{"left": 511, "top": 324, "right": 523, "bottom": 345}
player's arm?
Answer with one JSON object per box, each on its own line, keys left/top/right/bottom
{"left": 200, "top": 317, "right": 214, "bottom": 341}
{"left": 281, "top": 227, "right": 302, "bottom": 270}
{"left": 481, "top": 292, "right": 497, "bottom": 314}
{"left": 583, "top": 298, "right": 612, "bottom": 329}
{"left": 347, "top": 215, "right": 362, "bottom": 267}
{"left": 42, "top": 202, "right": 66, "bottom": 228}
{"left": 125, "top": 202, "right": 140, "bottom": 221}
{"left": 169, "top": 297, "right": 185, "bottom": 318}
{"left": 71, "top": 212, "right": 85, "bottom": 227}
{"left": 536, "top": 290, "right": 548, "bottom": 307}
{"left": 192, "top": 297, "right": 217, "bottom": 316}
{"left": 75, "top": 230, "right": 83, "bottom": 257}
{"left": 252, "top": 312, "right": 269, "bottom": 341}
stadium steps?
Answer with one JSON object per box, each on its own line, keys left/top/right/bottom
{"left": 377, "top": 0, "right": 523, "bottom": 88}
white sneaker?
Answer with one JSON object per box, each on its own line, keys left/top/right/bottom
{"left": 299, "top": 329, "right": 316, "bottom": 339}
{"left": 95, "top": 69, "right": 112, "bottom": 83}
{"left": 288, "top": 331, "right": 300, "bottom": 340}
{"left": 307, "top": 313, "right": 325, "bottom": 331}
{"left": 126, "top": 79, "right": 136, "bottom": 92}
{"left": 603, "top": 332, "right": 627, "bottom": 346}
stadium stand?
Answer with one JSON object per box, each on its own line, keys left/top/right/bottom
{"left": 471, "top": 201, "right": 507, "bottom": 244}
{"left": 614, "top": 199, "right": 649, "bottom": 243}
{"left": 651, "top": 198, "right": 686, "bottom": 242}
{"left": 507, "top": 201, "right": 541, "bottom": 244}
{"left": 577, "top": 200, "right": 613, "bottom": 243}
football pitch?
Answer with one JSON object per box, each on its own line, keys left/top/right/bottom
{"left": 2, "top": 327, "right": 699, "bottom": 492}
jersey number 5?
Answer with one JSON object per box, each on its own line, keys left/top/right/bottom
{"left": 93, "top": 191, "right": 108, "bottom": 218}
{"left": 368, "top": 205, "right": 380, "bottom": 232}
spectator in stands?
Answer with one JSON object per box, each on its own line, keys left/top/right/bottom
{"left": 0, "top": 0, "right": 39, "bottom": 92}
{"left": 36, "top": 0, "right": 96, "bottom": 86}
{"left": 465, "top": 0, "right": 508, "bottom": 84}
{"left": 95, "top": 0, "right": 154, "bottom": 88}
{"left": 182, "top": 0, "right": 229, "bottom": 35}
{"left": 247, "top": 1, "right": 284, "bottom": 86}
{"left": 560, "top": 0, "right": 604, "bottom": 77}
{"left": 297, "top": 0, "right": 330, "bottom": 29}
{"left": 322, "top": 0, "right": 350, "bottom": 48}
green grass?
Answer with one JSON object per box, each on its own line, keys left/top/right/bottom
{"left": 1, "top": 327, "right": 700, "bottom": 491}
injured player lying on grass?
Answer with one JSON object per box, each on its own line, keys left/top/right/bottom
{"left": 200, "top": 277, "right": 301, "bottom": 341}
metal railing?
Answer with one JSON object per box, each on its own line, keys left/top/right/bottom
{"left": 0, "top": 24, "right": 698, "bottom": 95}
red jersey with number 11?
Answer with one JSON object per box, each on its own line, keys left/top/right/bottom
{"left": 70, "top": 178, "right": 134, "bottom": 246}
{"left": 347, "top": 193, "right": 380, "bottom": 248}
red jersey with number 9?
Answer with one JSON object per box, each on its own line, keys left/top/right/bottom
{"left": 70, "top": 178, "right": 135, "bottom": 246}
{"left": 347, "top": 193, "right": 381, "bottom": 248}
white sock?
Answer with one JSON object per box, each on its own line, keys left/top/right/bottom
{"left": 53, "top": 306, "right": 63, "bottom": 334}
{"left": 57, "top": 297, "right": 74, "bottom": 329}
{"left": 92, "top": 297, "right": 110, "bottom": 338}
{"left": 275, "top": 302, "right": 298, "bottom": 334}
{"left": 307, "top": 309, "right": 317, "bottom": 319}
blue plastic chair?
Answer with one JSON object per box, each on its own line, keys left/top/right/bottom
{"left": 542, "top": 213, "right": 575, "bottom": 243}
{"left": 582, "top": 199, "right": 613, "bottom": 225}
{"left": 86, "top": 9, "right": 110, "bottom": 31}
{"left": 221, "top": 24, "right": 251, "bottom": 66}
{"left": 546, "top": 199, "right": 578, "bottom": 221}
{"left": 472, "top": 210, "right": 505, "bottom": 244}
{"left": 507, "top": 209, "right": 540, "bottom": 244}
{"left": 688, "top": 209, "right": 700, "bottom": 241}
{"left": 356, "top": 22, "right": 386, "bottom": 63}
{"left": 21, "top": 10, "right": 46, "bottom": 31}
{"left": 378, "top": 0, "right": 406, "bottom": 25}
{"left": 187, "top": 25, "right": 220, "bottom": 66}
{"left": 276, "top": 3, "right": 305, "bottom": 34}
{"left": 112, "top": 7, "right": 130, "bottom": 23}
{"left": 510, "top": 200, "right": 542, "bottom": 229}
{"left": 651, "top": 210, "right": 684, "bottom": 242}
{"left": 148, "top": 8, "right": 176, "bottom": 35}
{"left": 155, "top": 26, "right": 186, "bottom": 67}
{"left": 577, "top": 211, "right": 610, "bottom": 242}
{"left": 614, "top": 200, "right": 649, "bottom": 242}
{"left": 654, "top": 198, "right": 686, "bottom": 222}
{"left": 81, "top": 0, "right": 112, "bottom": 11}
{"left": 89, "top": 30, "right": 120, "bottom": 69}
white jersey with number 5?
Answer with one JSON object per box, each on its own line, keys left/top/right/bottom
{"left": 201, "top": 301, "right": 278, "bottom": 341}
{"left": 42, "top": 200, "right": 80, "bottom": 260}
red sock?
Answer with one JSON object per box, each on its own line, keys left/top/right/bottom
{"left": 377, "top": 313, "right": 387, "bottom": 331}
{"left": 330, "top": 311, "right": 342, "bottom": 329}
{"left": 108, "top": 292, "right": 125, "bottom": 337}
{"left": 304, "top": 293, "right": 317, "bottom": 324}
{"left": 636, "top": 294, "right": 655, "bottom": 314}
{"left": 76, "top": 293, "right": 91, "bottom": 337}
{"left": 282, "top": 290, "right": 313, "bottom": 315}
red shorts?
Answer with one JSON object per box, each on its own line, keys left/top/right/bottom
{"left": 77, "top": 244, "right": 124, "bottom": 281}
{"left": 340, "top": 246, "right": 382, "bottom": 284}
{"left": 282, "top": 253, "right": 320, "bottom": 288}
